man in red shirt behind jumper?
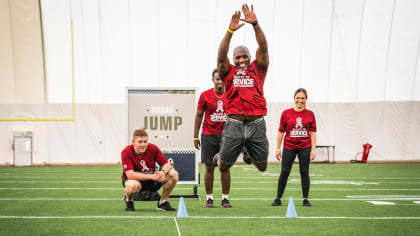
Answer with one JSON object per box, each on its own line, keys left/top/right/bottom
{"left": 213, "top": 4, "right": 270, "bottom": 208}
{"left": 121, "top": 129, "right": 178, "bottom": 211}
{"left": 194, "top": 69, "right": 228, "bottom": 208}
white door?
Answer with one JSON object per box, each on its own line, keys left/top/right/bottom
{"left": 14, "top": 137, "right": 32, "bottom": 166}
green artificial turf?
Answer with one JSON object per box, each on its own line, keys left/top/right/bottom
{"left": 0, "top": 163, "right": 419, "bottom": 235}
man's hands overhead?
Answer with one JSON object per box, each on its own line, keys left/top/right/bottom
{"left": 228, "top": 4, "right": 258, "bottom": 32}
{"left": 240, "top": 4, "right": 257, "bottom": 25}
{"left": 229, "top": 11, "right": 245, "bottom": 31}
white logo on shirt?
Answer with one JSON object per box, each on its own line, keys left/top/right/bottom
{"left": 216, "top": 100, "right": 224, "bottom": 113}
{"left": 290, "top": 116, "right": 308, "bottom": 137}
{"left": 123, "top": 165, "right": 127, "bottom": 169}
{"left": 296, "top": 117, "right": 303, "bottom": 129}
{"left": 210, "top": 100, "right": 227, "bottom": 122}
{"left": 233, "top": 71, "right": 254, "bottom": 88}
{"left": 139, "top": 160, "right": 153, "bottom": 174}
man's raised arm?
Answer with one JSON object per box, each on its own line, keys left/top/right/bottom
{"left": 217, "top": 10, "right": 245, "bottom": 76}
{"left": 241, "top": 4, "right": 269, "bottom": 69}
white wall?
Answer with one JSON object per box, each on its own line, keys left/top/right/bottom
{"left": 2, "top": 0, "right": 420, "bottom": 165}
{"left": 40, "top": 0, "right": 420, "bottom": 104}
{"left": 1, "top": 102, "right": 419, "bottom": 165}
{"left": 0, "top": 0, "right": 46, "bottom": 104}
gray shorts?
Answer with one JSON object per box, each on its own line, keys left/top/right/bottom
{"left": 201, "top": 134, "right": 222, "bottom": 165}
{"left": 219, "top": 117, "right": 269, "bottom": 166}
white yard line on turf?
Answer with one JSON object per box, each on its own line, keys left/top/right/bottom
{"left": 0, "top": 198, "right": 119, "bottom": 200}
{"left": 347, "top": 195, "right": 420, "bottom": 198}
{"left": 1, "top": 176, "right": 420, "bottom": 180}
{"left": 0, "top": 181, "right": 120, "bottom": 183}
{"left": 0, "top": 171, "right": 119, "bottom": 173}
{"left": 1, "top": 181, "right": 419, "bottom": 184}
{"left": 366, "top": 201, "right": 396, "bottom": 205}
{"left": 200, "top": 188, "right": 420, "bottom": 191}
{"left": 213, "top": 181, "right": 420, "bottom": 184}
{"left": 1, "top": 197, "right": 420, "bottom": 201}
{"left": 0, "top": 187, "right": 122, "bottom": 190}
{"left": 173, "top": 217, "right": 182, "bottom": 236}
{"left": 1, "top": 187, "right": 420, "bottom": 191}
{"left": 0, "top": 216, "right": 419, "bottom": 220}
{"left": 7, "top": 171, "right": 420, "bottom": 175}
{"left": 0, "top": 176, "right": 119, "bottom": 179}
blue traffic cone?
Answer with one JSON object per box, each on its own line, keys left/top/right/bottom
{"left": 177, "top": 197, "right": 188, "bottom": 218}
{"left": 286, "top": 197, "right": 298, "bottom": 218}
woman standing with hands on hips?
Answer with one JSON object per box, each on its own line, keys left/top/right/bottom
{"left": 272, "top": 88, "right": 317, "bottom": 207}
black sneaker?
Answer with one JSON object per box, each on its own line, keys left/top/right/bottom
{"left": 221, "top": 198, "right": 232, "bottom": 208}
{"left": 271, "top": 198, "right": 281, "bottom": 206}
{"left": 212, "top": 153, "right": 220, "bottom": 167}
{"left": 303, "top": 199, "right": 312, "bottom": 206}
{"left": 157, "top": 201, "right": 176, "bottom": 211}
{"left": 125, "top": 201, "right": 135, "bottom": 211}
{"left": 205, "top": 199, "right": 214, "bottom": 208}
{"left": 243, "top": 152, "right": 252, "bottom": 164}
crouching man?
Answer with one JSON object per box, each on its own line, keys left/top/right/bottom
{"left": 121, "top": 129, "right": 178, "bottom": 211}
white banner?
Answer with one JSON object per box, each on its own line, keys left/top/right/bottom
{"left": 127, "top": 88, "right": 196, "bottom": 150}
{"left": 127, "top": 88, "right": 198, "bottom": 184}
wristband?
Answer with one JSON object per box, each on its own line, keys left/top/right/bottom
{"left": 194, "top": 137, "right": 199, "bottom": 140}
{"left": 227, "top": 28, "right": 235, "bottom": 34}
{"left": 161, "top": 170, "right": 167, "bottom": 175}
{"left": 276, "top": 149, "right": 281, "bottom": 151}
{"left": 252, "top": 21, "right": 258, "bottom": 26}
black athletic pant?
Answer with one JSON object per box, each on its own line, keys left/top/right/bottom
{"left": 276, "top": 147, "right": 311, "bottom": 199}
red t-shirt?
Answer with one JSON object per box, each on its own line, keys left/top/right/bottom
{"left": 220, "top": 60, "right": 268, "bottom": 116}
{"left": 197, "top": 88, "right": 227, "bottom": 135}
{"left": 121, "top": 143, "right": 168, "bottom": 181}
{"left": 279, "top": 108, "right": 317, "bottom": 150}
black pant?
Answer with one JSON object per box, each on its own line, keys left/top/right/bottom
{"left": 276, "top": 147, "right": 311, "bottom": 199}
{"left": 122, "top": 178, "right": 162, "bottom": 192}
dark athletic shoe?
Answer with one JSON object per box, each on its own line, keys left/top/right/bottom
{"left": 157, "top": 201, "right": 176, "bottom": 211}
{"left": 212, "top": 153, "right": 220, "bottom": 167}
{"left": 271, "top": 198, "right": 281, "bottom": 206}
{"left": 221, "top": 199, "right": 232, "bottom": 208}
{"left": 125, "top": 201, "right": 135, "bottom": 211}
{"left": 205, "top": 199, "right": 214, "bottom": 208}
{"left": 243, "top": 152, "right": 252, "bottom": 164}
{"left": 303, "top": 199, "right": 312, "bottom": 206}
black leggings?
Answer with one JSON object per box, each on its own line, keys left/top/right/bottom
{"left": 276, "top": 147, "right": 311, "bottom": 199}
